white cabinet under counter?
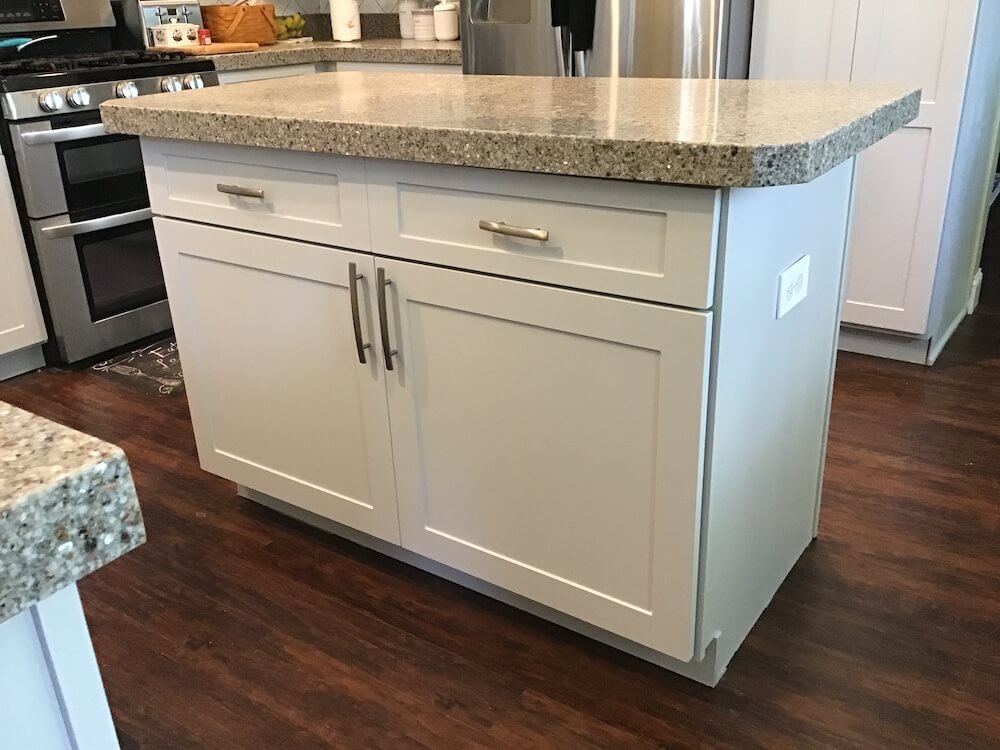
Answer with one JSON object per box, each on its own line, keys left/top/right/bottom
{"left": 102, "top": 72, "right": 918, "bottom": 686}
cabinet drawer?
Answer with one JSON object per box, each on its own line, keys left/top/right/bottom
{"left": 368, "top": 160, "right": 720, "bottom": 308}
{"left": 142, "top": 139, "right": 370, "bottom": 250}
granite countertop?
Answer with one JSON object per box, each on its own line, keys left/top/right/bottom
{"left": 0, "top": 402, "right": 145, "bottom": 624}
{"left": 102, "top": 73, "right": 919, "bottom": 188}
{"left": 209, "top": 39, "right": 462, "bottom": 71}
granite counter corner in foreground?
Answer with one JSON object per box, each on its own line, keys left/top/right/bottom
{"left": 0, "top": 402, "right": 145, "bottom": 623}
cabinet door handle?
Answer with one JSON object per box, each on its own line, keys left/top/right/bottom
{"left": 478, "top": 219, "right": 549, "bottom": 242}
{"left": 348, "top": 262, "right": 370, "bottom": 365}
{"left": 217, "top": 183, "right": 265, "bottom": 200}
{"left": 376, "top": 267, "right": 398, "bottom": 371}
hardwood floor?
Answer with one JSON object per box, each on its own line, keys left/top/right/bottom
{"left": 2, "top": 277, "right": 999, "bottom": 747}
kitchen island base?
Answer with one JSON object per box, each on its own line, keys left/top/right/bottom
{"left": 0, "top": 585, "right": 121, "bottom": 750}
{"left": 139, "top": 126, "right": 861, "bottom": 685}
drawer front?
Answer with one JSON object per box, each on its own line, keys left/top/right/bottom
{"left": 368, "top": 160, "right": 720, "bottom": 308}
{"left": 143, "top": 139, "right": 370, "bottom": 250}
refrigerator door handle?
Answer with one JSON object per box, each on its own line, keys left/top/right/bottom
{"left": 553, "top": 26, "right": 566, "bottom": 77}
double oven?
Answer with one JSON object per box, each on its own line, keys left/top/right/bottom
{"left": 10, "top": 107, "right": 165, "bottom": 364}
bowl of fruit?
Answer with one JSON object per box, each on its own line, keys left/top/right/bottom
{"left": 275, "top": 13, "right": 308, "bottom": 41}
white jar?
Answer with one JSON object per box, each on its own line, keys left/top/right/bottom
{"left": 412, "top": 8, "right": 436, "bottom": 41}
{"left": 398, "top": 0, "right": 420, "bottom": 40}
{"left": 433, "top": 1, "right": 459, "bottom": 41}
{"left": 330, "top": 0, "right": 361, "bottom": 42}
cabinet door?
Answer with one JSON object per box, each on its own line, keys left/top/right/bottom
{"left": 378, "top": 259, "right": 712, "bottom": 660}
{"left": 843, "top": 0, "right": 978, "bottom": 332}
{"left": 0, "top": 158, "right": 45, "bottom": 357}
{"left": 750, "top": 0, "right": 860, "bottom": 82}
{"left": 154, "top": 218, "right": 400, "bottom": 543}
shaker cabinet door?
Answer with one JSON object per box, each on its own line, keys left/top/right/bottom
{"left": 378, "top": 259, "right": 712, "bottom": 660}
{"left": 154, "top": 218, "right": 400, "bottom": 543}
{"left": 0, "top": 158, "right": 45, "bottom": 357}
{"left": 842, "top": 0, "right": 978, "bottom": 333}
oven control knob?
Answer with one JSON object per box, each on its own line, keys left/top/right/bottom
{"left": 116, "top": 81, "right": 139, "bottom": 99}
{"left": 66, "top": 86, "right": 91, "bottom": 109}
{"left": 182, "top": 74, "right": 205, "bottom": 90}
{"left": 37, "top": 89, "right": 65, "bottom": 112}
{"left": 160, "top": 76, "right": 183, "bottom": 93}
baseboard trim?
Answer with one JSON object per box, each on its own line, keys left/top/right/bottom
{"left": 838, "top": 326, "right": 930, "bottom": 365}
{"left": 927, "top": 306, "right": 968, "bottom": 366}
{"left": 0, "top": 345, "right": 44, "bottom": 382}
{"left": 237, "top": 484, "right": 726, "bottom": 687}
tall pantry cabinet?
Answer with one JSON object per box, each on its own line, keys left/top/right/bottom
{"left": 751, "top": 0, "right": 999, "bottom": 364}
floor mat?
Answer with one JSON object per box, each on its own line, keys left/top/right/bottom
{"left": 90, "top": 338, "right": 185, "bottom": 397}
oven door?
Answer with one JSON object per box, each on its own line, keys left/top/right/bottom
{"left": 31, "top": 208, "right": 172, "bottom": 364}
{"left": 11, "top": 112, "right": 148, "bottom": 219}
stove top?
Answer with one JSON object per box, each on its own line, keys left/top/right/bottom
{"left": 0, "top": 49, "right": 186, "bottom": 76}
{"left": 0, "top": 49, "right": 215, "bottom": 94}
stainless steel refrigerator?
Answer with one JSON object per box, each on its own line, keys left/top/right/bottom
{"left": 461, "top": 0, "right": 754, "bottom": 79}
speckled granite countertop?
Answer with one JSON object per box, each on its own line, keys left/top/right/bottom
{"left": 210, "top": 39, "right": 462, "bottom": 71}
{"left": 0, "top": 402, "right": 144, "bottom": 624}
{"left": 102, "top": 73, "right": 919, "bottom": 187}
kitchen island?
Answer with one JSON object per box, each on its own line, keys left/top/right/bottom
{"left": 1, "top": 402, "right": 145, "bottom": 749}
{"left": 102, "top": 72, "right": 917, "bottom": 686}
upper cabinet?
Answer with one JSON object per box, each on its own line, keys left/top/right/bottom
{"left": 0, "top": 157, "right": 45, "bottom": 359}
{"left": 751, "top": 0, "right": 979, "bottom": 335}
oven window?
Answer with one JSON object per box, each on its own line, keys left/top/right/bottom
{"left": 58, "top": 135, "right": 149, "bottom": 216}
{"left": 76, "top": 220, "right": 167, "bottom": 321}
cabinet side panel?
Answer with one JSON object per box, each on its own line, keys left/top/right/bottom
{"left": 699, "top": 160, "right": 856, "bottom": 670}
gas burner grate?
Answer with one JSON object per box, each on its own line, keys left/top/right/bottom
{"left": 0, "top": 50, "right": 187, "bottom": 76}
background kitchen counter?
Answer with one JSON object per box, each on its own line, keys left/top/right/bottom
{"left": 0, "top": 402, "right": 144, "bottom": 623}
{"left": 209, "top": 39, "right": 462, "bottom": 71}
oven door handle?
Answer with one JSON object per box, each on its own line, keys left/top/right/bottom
{"left": 41, "top": 208, "right": 153, "bottom": 239}
{"left": 21, "top": 123, "right": 108, "bottom": 146}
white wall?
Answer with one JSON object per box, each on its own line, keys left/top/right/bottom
{"left": 927, "top": 0, "right": 1000, "bottom": 343}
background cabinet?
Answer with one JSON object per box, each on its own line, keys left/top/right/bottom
{"left": 379, "top": 258, "right": 712, "bottom": 660}
{"left": 0, "top": 157, "right": 45, "bottom": 370}
{"left": 154, "top": 218, "right": 401, "bottom": 543}
{"left": 751, "top": 0, "right": 989, "bottom": 355}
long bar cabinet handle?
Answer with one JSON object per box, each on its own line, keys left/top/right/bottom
{"left": 376, "top": 267, "right": 398, "bottom": 371}
{"left": 478, "top": 219, "right": 549, "bottom": 242}
{"left": 348, "top": 262, "right": 370, "bottom": 365}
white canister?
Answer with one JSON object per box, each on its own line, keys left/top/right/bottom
{"left": 412, "top": 8, "right": 436, "bottom": 41}
{"left": 398, "top": 0, "right": 420, "bottom": 40}
{"left": 330, "top": 0, "right": 361, "bottom": 42}
{"left": 433, "top": 1, "right": 459, "bottom": 41}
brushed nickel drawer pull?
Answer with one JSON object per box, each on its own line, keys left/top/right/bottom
{"left": 348, "top": 262, "right": 370, "bottom": 365}
{"left": 478, "top": 219, "right": 550, "bottom": 242}
{"left": 376, "top": 267, "right": 398, "bottom": 372}
{"left": 217, "top": 183, "right": 265, "bottom": 200}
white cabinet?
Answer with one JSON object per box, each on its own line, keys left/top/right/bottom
{"left": 217, "top": 60, "right": 461, "bottom": 86}
{"left": 750, "top": 0, "right": 859, "bottom": 82}
{"left": 751, "top": 0, "right": 979, "bottom": 335}
{"left": 846, "top": 0, "right": 977, "bottom": 332}
{"left": 0, "top": 157, "right": 45, "bottom": 359}
{"left": 216, "top": 63, "right": 324, "bottom": 85}
{"left": 148, "top": 143, "right": 858, "bottom": 686}
{"left": 154, "top": 217, "right": 400, "bottom": 543}
{"left": 379, "top": 259, "right": 711, "bottom": 659}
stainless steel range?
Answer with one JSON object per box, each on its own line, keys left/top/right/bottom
{"left": 1, "top": 0, "right": 218, "bottom": 364}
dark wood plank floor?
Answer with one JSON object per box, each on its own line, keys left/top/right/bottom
{"left": 3, "top": 227, "right": 1000, "bottom": 748}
